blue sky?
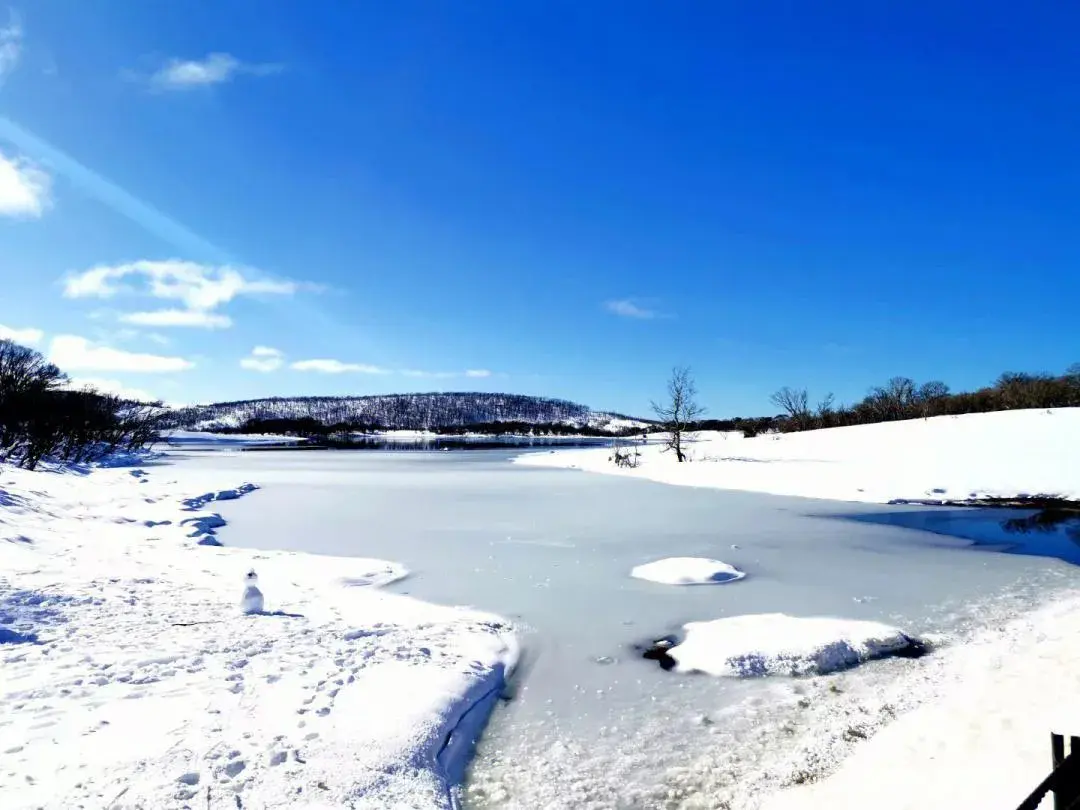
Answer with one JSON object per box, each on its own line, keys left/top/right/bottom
{"left": 1, "top": 2, "right": 1078, "bottom": 417}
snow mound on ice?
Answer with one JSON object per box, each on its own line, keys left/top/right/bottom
{"left": 631, "top": 557, "right": 745, "bottom": 585}
{"left": 670, "top": 613, "right": 925, "bottom": 677}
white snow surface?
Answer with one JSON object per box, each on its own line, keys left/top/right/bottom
{"left": 630, "top": 556, "right": 745, "bottom": 585}
{"left": 669, "top": 614, "right": 918, "bottom": 677}
{"left": 759, "top": 592, "right": 1080, "bottom": 810}
{"left": 0, "top": 462, "right": 516, "bottom": 809}
{"left": 517, "top": 408, "right": 1080, "bottom": 504}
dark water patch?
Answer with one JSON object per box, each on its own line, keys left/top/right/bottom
{"left": 634, "top": 634, "right": 680, "bottom": 671}
{"left": 843, "top": 507, "right": 1080, "bottom": 566}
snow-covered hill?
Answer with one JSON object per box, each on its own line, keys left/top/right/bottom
{"left": 518, "top": 408, "right": 1080, "bottom": 504}
{"left": 169, "top": 393, "right": 646, "bottom": 433}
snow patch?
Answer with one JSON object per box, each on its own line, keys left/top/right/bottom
{"left": 631, "top": 556, "right": 745, "bottom": 585}
{"left": 668, "top": 614, "right": 926, "bottom": 677}
{"left": 0, "top": 461, "right": 514, "bottom": 808}
{"left": 517, "top": 408, "right": 1080, "bottom": 505}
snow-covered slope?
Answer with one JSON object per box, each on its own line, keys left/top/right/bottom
{"left": 170, "top": 393, "right": 647, "bottom": 434}
{"left": 0, "top": 462, "right": 516, "bottom": 809}
{"left": 518, "top": 408, "right": 1080, "bottom": 504}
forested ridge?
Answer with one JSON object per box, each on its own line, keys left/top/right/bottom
{"left": 168, "top": 392, "right": 644, "bottom": 433}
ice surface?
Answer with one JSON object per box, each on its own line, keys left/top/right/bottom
{"left": 164, "top": 430, "right": 307, "bottom": 447}
{"left": 668, "top": 613, "right": 923, "bottom": 677}
{"left": 518, "top": 408, "right": 1080, "bottom": 504}
{"left": 631, "top": 556, "right": 745, "bottom": 585}
{"left": 181, "top": 447, "right": 1080, "bottom": 808}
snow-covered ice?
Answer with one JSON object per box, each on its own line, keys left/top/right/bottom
{"left": 630, "top": 556, "right": 745, "bottom": 585}
{"left": 8, "top": 407, "right": 1080, "bottom": 809}
{"left": 517, "top": 408, "right": 1080, "bottom": 504}
{"left": 0, "top": 461, "right": 516, "bottom": 809}
{"left": 164, "top": 430, "right": 309, "bottom": 447}
{"left": 667, "top": 613, "right": 924, "bottom": 677}
{"left": 182, "top": 447, "right": 1080, "bottom": 809}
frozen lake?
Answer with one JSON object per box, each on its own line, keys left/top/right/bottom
{"left": 167, "top": 449, "right": 1080, "bottom": 808}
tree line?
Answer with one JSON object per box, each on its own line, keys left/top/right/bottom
{"left": 768, "top": 366, "right": 1080, "bottom": 433}
{"left": 229, "top": 416, "right": 642, "bottom": 439}
{"left": 0, "top": 339, "right": 165, "bottom": 470}
{"left": 648, "top": 363, "right": 1080, "bottom": 465}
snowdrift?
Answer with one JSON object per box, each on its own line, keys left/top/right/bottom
{"left": 668, "top": 614, "right": 925, "bottom": 677}
{"left": 631, "top": 556, "right": 745, "bottom": 585}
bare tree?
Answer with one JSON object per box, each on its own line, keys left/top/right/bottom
{"left": 815, "top": 392, "right": 836, "bottom": 426}
{"left": 915, "top": 381, "right": 950, "bottom": 417}
{"left": 652, "top": 366, "right": 705, "bottom": 462}
{"left": 1, "top": 339, "right": 165, "bottom": 469}
{"left": 770, "top": 386, "right": 811, "bottom": 428}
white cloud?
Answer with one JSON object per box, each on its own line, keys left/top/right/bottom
{"left": 64, "top": 260, "right": 295, "bottom": 308}
{"left": 0, "top": 14, "right": 21, "bottom": 81}
{"left": 49, "top": 335, "right": 194, "bottom": 373}
{"left": 240, "top": 345, "right": 284, "bottom": 372}
{"left": 0, "top": 150, "right": 51, "bottom": 217}
{"left": 465, "top": 369, "right": 491, "bottom": 378}
{"left": 605, "top": 299, "right": 657, "bottom": 319}
{"left": 149, "top": 53, "right": 282, "bottom": 90}
{"left": 63, "top": 259, "right": 298, "bottom": 329}
{"left": 66, "top": 377, "right": 158, "bottom": 403}
{"left": 290, "top": 359, "right": 388, "bottom": 375}
{"left": 120, "top": 309, "right": 232, "bottom": 329}
{"left": 0, "top": 323, "right": 44, "bottom": 345}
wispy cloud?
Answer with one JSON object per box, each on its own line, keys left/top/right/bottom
{"left": 290, "top": 359, "right": 389, "bottom": 375}
{"left": 66, "top": 377, "right": 158, "bottom": 403}
{"left": 147, "top": 53, "right": 283, "bottom": 91}
{"left": 465, "top": 369, "right": 491, "bottom": 378}
{"left": 0, "top": 13, "right": 21, "bottom": 82}
{"left": 120, "top": 309, "right": 232, "bottom": 329}
{"left": 0, "top": 323, "right": 43, "bottom": 345}
{"left": 49, "top": 335, "right": 194, "bottom": 373}
{"left": 604, "top": 299, "right": 658, "bottom": 320}
{"left": 64, "top": 259, "right": 298, "bottom": 329}
{"left": 240, "top": 346, "right": 284, "bottom": 373}
{"left": 0, "top": 149, "right": 50, "bottom": 217}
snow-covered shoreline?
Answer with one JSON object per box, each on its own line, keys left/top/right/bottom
{"left": 511, "top": 408, "right": 1080, "bottom": 808}
{"left": 516, "top": 408, "right": 1080, "bottom": 505}
{"left": 0, "top": 461, "right": 516, "bottom": 809}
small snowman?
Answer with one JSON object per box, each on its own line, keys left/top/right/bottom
{"left": 241, "top": 569, "right": 264, "bottom": 615}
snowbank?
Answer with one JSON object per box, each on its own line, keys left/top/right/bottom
{"left": 517, "top": 408, "right": 1080, "bottom": 504}
{"left": 0, "top": 462, "right": 515, "bottom": 809}
{"left": 761, "top": 593, "right": 1080, "bottom": 810}
{"left": 630, "top": 557, "right": 745, "bottom": 585}
{"left": 667, "top": 614, "right": 924, "bottom": 677}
